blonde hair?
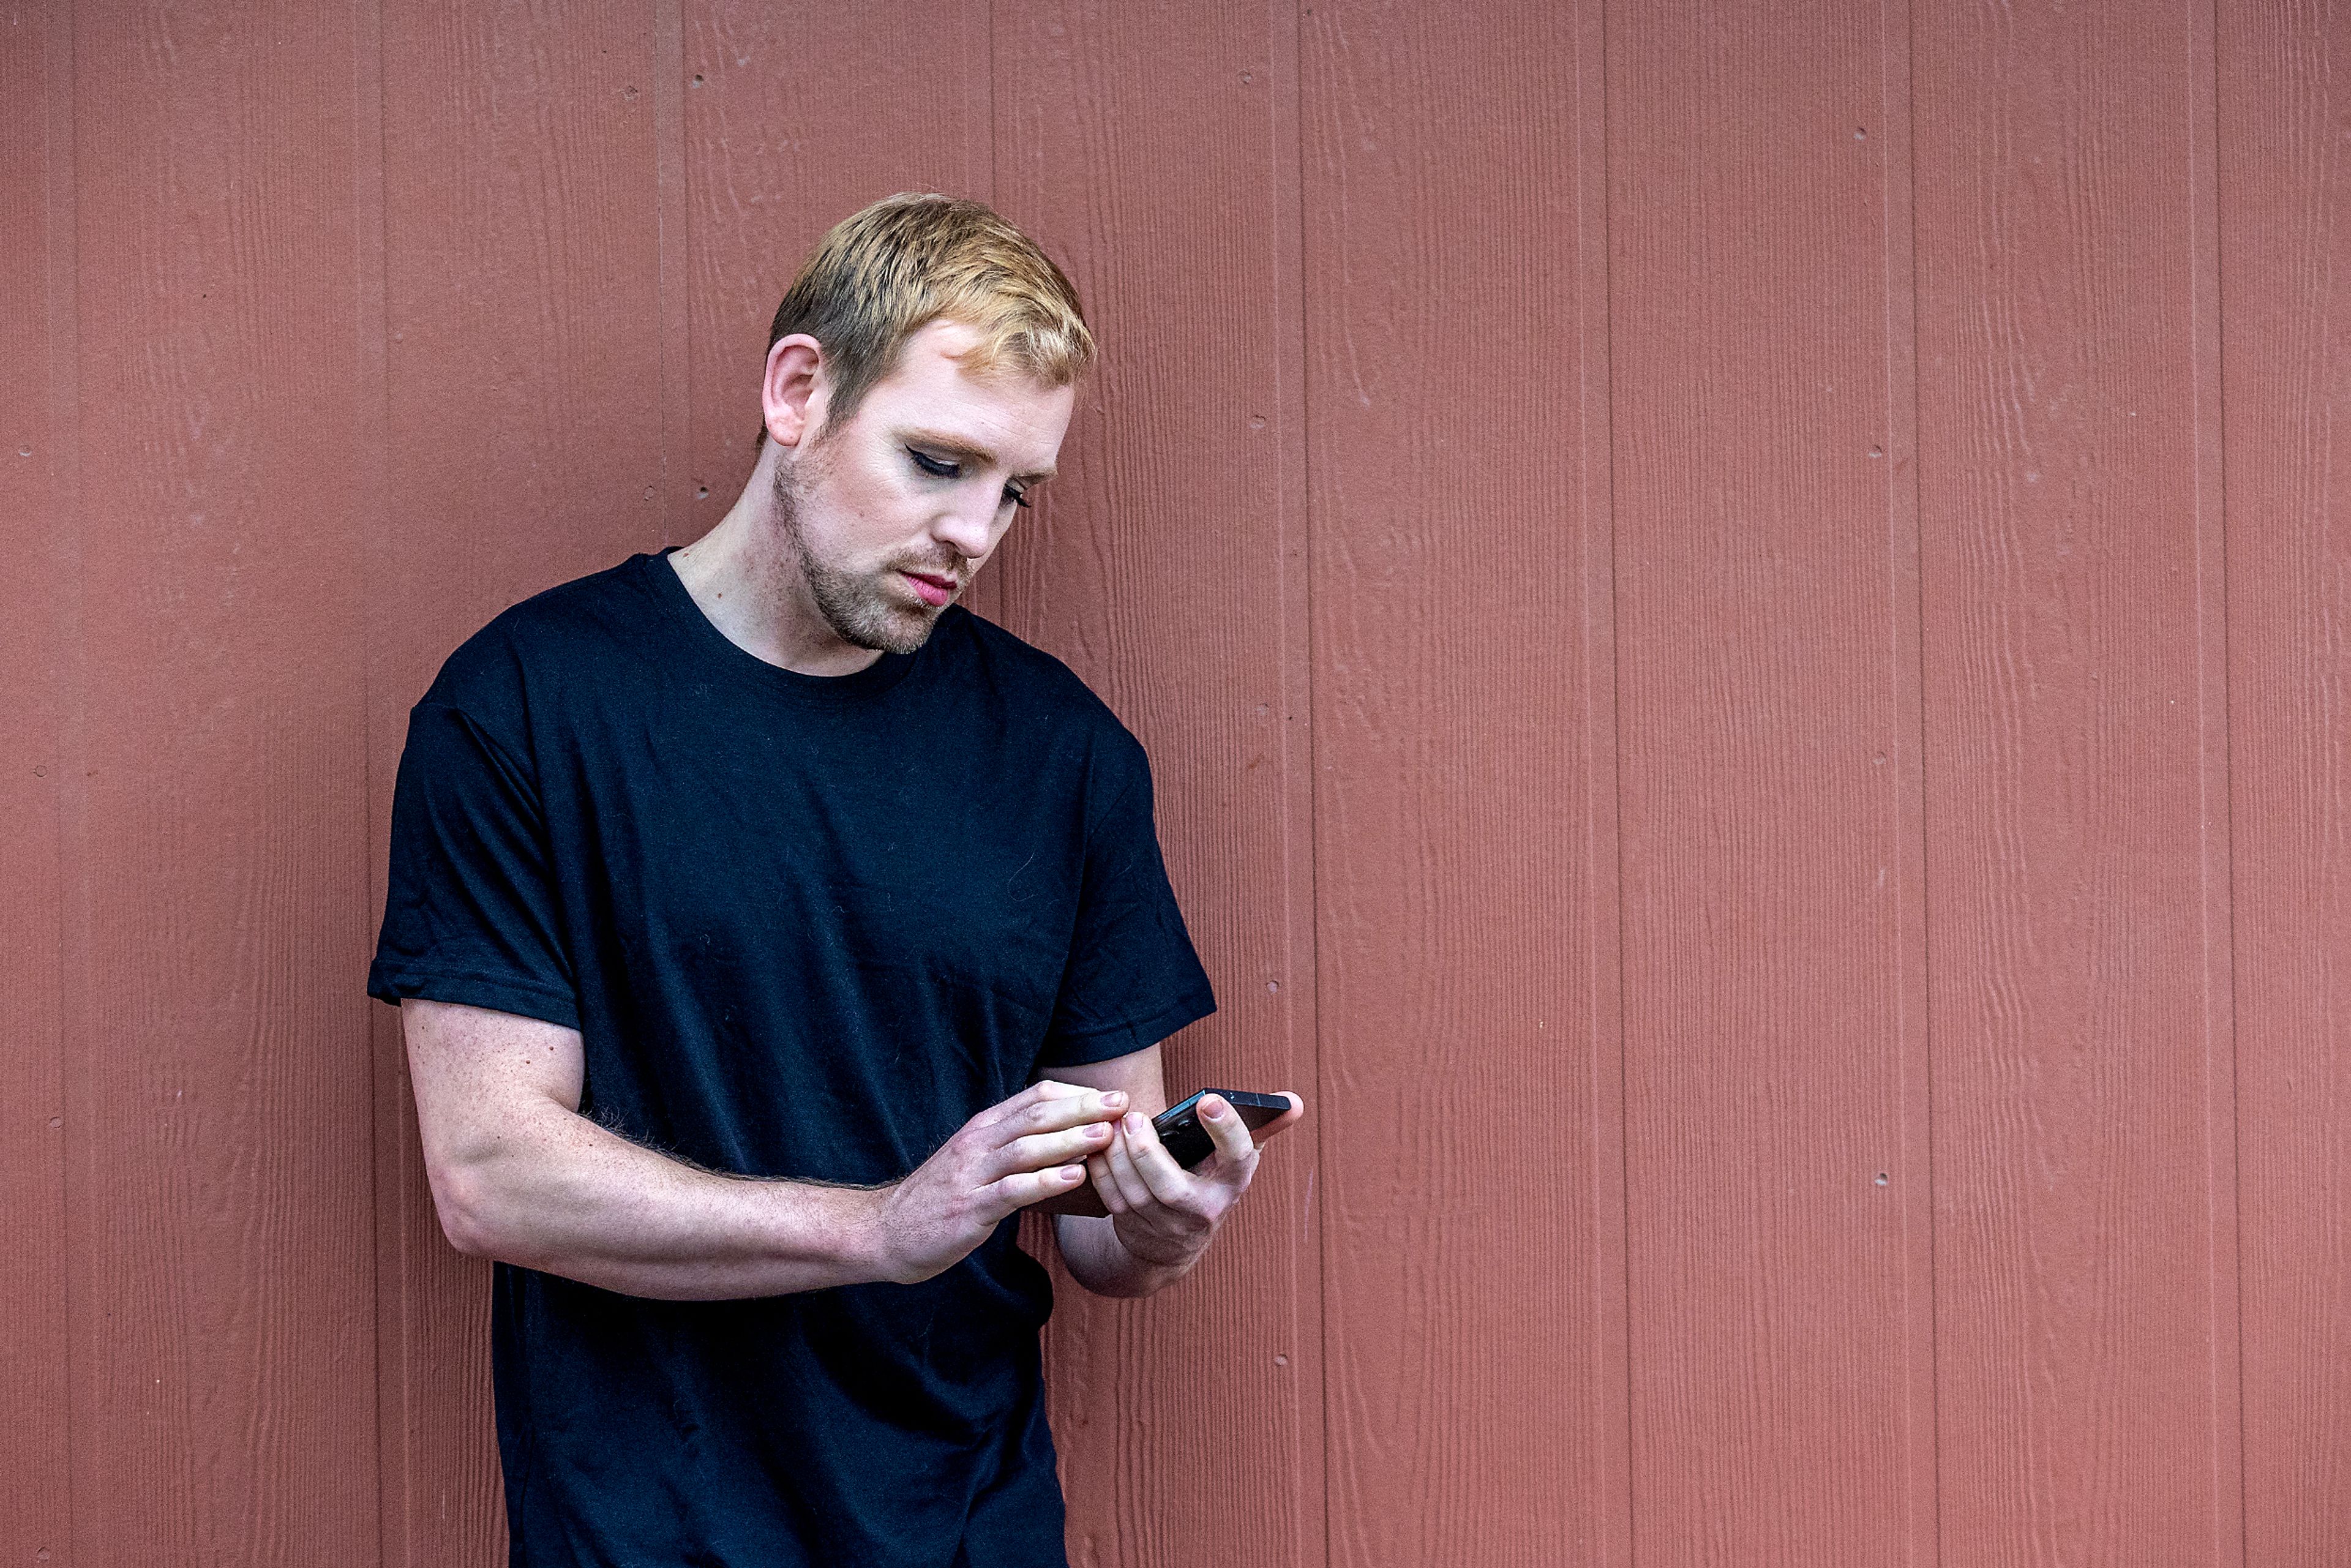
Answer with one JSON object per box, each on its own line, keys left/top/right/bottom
{"left": 760, "top": 193, "right": 1093, "bottom": 445}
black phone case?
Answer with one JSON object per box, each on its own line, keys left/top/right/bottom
{"left": 1150, "top": 1089, "right": 1291, "bottom": 1168}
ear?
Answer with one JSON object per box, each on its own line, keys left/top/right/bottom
{"left": 762, "top": 333, "right": 830, "bottom": 449}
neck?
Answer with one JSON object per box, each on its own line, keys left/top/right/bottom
{"left": 667, "top": 454, "right": 885, "bottom": 678}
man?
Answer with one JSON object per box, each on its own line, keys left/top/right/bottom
{"left": 367, "top": 193, "right": 1304, "bottom": 1567}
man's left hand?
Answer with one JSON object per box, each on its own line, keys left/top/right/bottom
{"left": 1086, "top": 1092, "right": 1305, "bottom": 1269}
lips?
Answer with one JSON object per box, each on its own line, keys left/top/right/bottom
{"left": 901, "top": 570, "right": 955, "bottom": 607}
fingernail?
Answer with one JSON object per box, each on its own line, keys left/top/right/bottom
{"left": 1202, "top": 1100, "right": 1226, "bottom": 1120}
{"left": 1125, "top": 1112, "right": 1143, "bottom": 1133}
{"left": 1060, "top": 1166, "right": 1084, "bottom": 1181}
{"left": 1102, "top": 1091, "right": 1127, "bottom": 1109}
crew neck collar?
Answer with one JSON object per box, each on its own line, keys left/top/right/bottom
{"left": 642, "top": 546, "right": 927, "bottom": 705}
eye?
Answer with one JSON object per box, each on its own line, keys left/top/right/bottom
{"left": 1003, "top": 485, "right": 1032, "bottom": 511}
{"left": 907, "top": 448, "right": 959, "bottom": 479}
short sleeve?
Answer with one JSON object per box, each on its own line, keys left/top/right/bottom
{"left": 366, "top": 699, "right": 580, "bottom": 1029}
{"left": 1035, "top": 744, "right": 1217, "bottom": 1068}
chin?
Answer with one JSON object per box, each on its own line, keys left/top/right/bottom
{"left": 839, "top": 604, "right": 945, "bottom": 656}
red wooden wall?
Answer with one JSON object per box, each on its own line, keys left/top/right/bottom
{"left": 4, "top": 0, "right": 2347, "bottom": 1562}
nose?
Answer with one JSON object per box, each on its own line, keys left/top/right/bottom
{"left": 929, "top": 500, "right": 998, "bottom": 565}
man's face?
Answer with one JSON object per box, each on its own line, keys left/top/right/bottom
{"left": 774, "top": 318, "right": 1076, "bottom": 656}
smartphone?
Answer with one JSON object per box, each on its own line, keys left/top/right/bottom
{"left": 1150, "top": 1089, "right": 1294, "bottom": 1169}
{"left": 1028, "top": 1087, "right": 1294, "bottom": 1217}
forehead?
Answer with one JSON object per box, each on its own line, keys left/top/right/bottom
{"left": 853, "top": 318, "right": 1075, "bottom": 468}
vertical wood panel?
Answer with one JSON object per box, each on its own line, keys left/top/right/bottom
{"left": 988, "top": 4, "right": 1324, "bottom": 1564}
{"left": 1913, "top": 1, "right": 2236, "bottom": 1561}
{"left": 2219, "top": 2, "right": 2351, "bottom": 1561}
{"left": 0, "top": 4, "right": 73, "bottom": 1561}
{"left": 1605, "top": 1, "right": 1919, "bottom": 1560}
{"left": 677, "top": 0, "right": 991, "bottom": 572}
{"left": 62, "top": 1, "right": 380, "bottom": 1561}
{"left": 12, "top": 2, "right": 2344, "bottom": 1562}
{"left": 1302, "top": 2, "right": 1611, "bottom": 1561}
{"left": 371, "top": 4, "right": 667, "bottom": 1559}
{"left": 2187, "top": 1, "right": 2246, "bottom": 1558}
{"left": 1873, "top": 0, "right": 1944, "bottom": 1556}
{"left": 1576, "top": 0, "right": 1636, "bottom": 1556}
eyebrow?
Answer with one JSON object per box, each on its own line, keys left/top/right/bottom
{"left": 902, "top": 430, "right": 1057, "bottom": 486}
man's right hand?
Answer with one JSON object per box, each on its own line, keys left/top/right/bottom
{"left": 867, "top": 1081, "right": 1127, "bottom": 1284}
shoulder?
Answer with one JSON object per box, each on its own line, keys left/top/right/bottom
{"left": 936, "top": 608, "right": 1146, "bottom": 760}
{"left": 416, "top": 554, "right": 656, "bottom": 732}
{"left": 932, "top": 610, "right": 1159, "bottom": 830}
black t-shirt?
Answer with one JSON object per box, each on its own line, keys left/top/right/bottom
{"left": 367, "top": 549, "right": 1216, "bottom": 1568}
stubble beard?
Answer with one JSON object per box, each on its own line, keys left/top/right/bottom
{"left": 772, "top": 454, "right": 951, "bottom": 658}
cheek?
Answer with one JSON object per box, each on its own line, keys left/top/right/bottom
{"left": 806, "top": 452, "right": 916, "bottom": 546}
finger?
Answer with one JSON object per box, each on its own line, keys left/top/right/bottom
{"left": 1100, "top": 1114, "right": 1158, "bottom": 1212}
{"left": 1086, "top": 1152, "right": 1126, "bottom": 1215}
{"left": 1005, "top": 1087, "right": 1128, "bottom": 1143}
{"left": 1247, "top": 1092, "right": 1308, "bottom": 1146}
{"left": 1197, "top": 1094, "right": 1258, "bottom": 1168}
{"left": 988, "top": 1162, "right": 1089, "bottom": 1217}
{"left": 970, "top": 1078, "right": 1092, "bottom": 1136}
{"left": 1120, "top": 1111, "right": 1194, "bottom": 1206}
{"left": 994, "top": 1120, "right": 1116, "bottom": 1179}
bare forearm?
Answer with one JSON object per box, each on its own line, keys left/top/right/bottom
{"left": 1052, "top": 1212, "right": 1198, "bottom": 1299}
{"left": 435, "top": 1105, "right": 881, "bottom": 1300}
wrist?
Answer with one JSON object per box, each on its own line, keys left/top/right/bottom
{"left": 1108, "top": 1212, "right": 1209, "bottom": 1289}
{"left": 838, "top": 1182, "right": 904, "bottom": 1285}
{"left": 770, "top": 1179, "right": 899, "bottom": 1288}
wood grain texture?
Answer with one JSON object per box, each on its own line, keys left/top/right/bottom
{"left": 1, "top": 5, "right": 73, "bottom": 1562}
{"left": 59, "top": 1, "right": 380, "bottom": 1561}
{"left": 2218, "top": 2, "right": 2351, "bottom": 1561}
{"left": 370, "top": 3, "right": 669, "bottom": 1560}
{"left": 1870, "top": 0, "right": 1944, "bottom": 1556}
{"left": 1574, "top": 0, "right": 1636, "bottom": 1558}
{"left": 2186, "top": 2, "right": 2246, "bottom": 1559}
{"left": 1302, "top": 1, "right": 1609, "bottom": 1561}
{"left": 21, "top": 1, "right": 2351, "bottom": 1562}
{"left": 986, "top": 4, "right": 1324, "bottom": 1564}
{"left": 677, "top": 0, "right": 991, "bottom": 569}
{"left": 1605, "top": 1, "right": 1919, "bottom": 1561}
{"left": 1913, "top": 0, "right": 2235, "bottom": 1561}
